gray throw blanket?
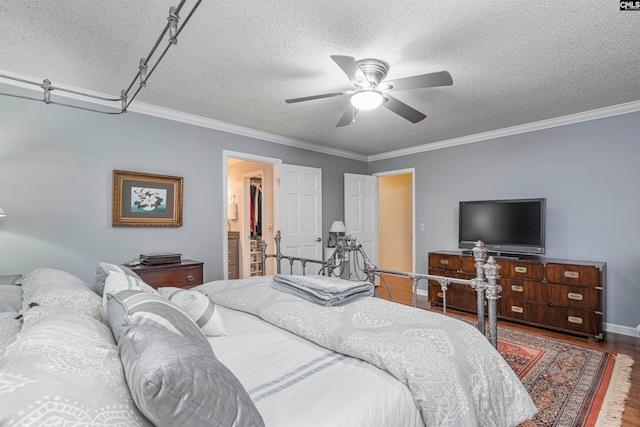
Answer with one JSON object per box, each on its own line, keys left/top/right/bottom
{"left": 197, "top": 276, "right": 537, "bottom": 427}
{"left": 272, "top": 274, "right": 373, "bottom": 306}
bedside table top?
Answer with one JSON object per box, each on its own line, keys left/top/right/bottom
{"left": 0, "top": 274, "right": 22, "bottom": 286}
{"left": 126, "top": 259, "right": 203, "bottom": 273}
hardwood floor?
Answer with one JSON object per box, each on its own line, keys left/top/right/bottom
{"left": 375, "top": 275, "right": 640, "bottom": 426}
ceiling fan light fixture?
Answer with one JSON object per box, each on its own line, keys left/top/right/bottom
{"left": 350, "top": 89, "right": 383, "bottom": 111}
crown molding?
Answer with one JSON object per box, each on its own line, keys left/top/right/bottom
{"left": 367, "top": 100, "right": 640, "bottom": 162}
{"left": 0, "top": 70, "right": 368, "bottom": 162}
{"left": 3, "top": 70, "right": 638, "bottom": 164}
{"left": 128, "top": 102, "right": 368, "bottom": 162}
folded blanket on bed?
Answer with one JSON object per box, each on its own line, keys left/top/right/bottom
{"left": 272, "top": 274, "right": 373, "bottom": 306}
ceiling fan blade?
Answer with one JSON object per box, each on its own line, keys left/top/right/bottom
{"left": 383, "top": 71, "right": 453, "bottom": 92}
{"left": 336, "top": 104, "right": 358, "bottom": 127}
{"left": 330, "top": 55, "right": 368, "bottom": 85}
{"left": 381, "top": 94, "right": 426, "bottom": 123}
{"left": 285, "top": 92, "right": 349, "bottom": 104}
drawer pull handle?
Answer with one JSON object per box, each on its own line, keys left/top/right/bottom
{"left": 568, "top": 316, "right": 583, "bottom": 324}
{"left": 228, "top": 250, "right": 232, "bottom": 255}
{"left": 514, "top": 267, "right": 527, "bottom": 274}
{"left": 439, "top": 259, "right": 449, "bottom": 265}
{"left": 437, "top": 292, "right": 444, "bottom": 298}
{"left": 186, "top": 275, "right": 195, "bottom": 282}
{"left": 567, "top": 292, "right": 583, "bottom": 301}
{"left": 564, "top": 271, "right": 580, "bottom": 279}
{"left": 511, "top": 285, "right": 524, "bottom": 292}
{"left": 511, "top": 306, "right": 524, "bottom": 313}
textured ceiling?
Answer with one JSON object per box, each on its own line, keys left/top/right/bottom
{"left": 1, "top": 1, "right": 638, "bottom": 156}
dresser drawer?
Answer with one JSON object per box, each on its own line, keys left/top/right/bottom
{"left": 545, "top": 263, "right": 602, "bottom": 287}
{"left": 129, "top": 260, "right": 204, "bottom": 289}
{"left": 428, "top": 284, "right": 479, "bottom": 312}
{"left": 500, "top": 278, "right": 541, "bottom": 300}
{"left": 428, "top": 253, "right": 461, "bottom": 271}
{"left": 496, "top": 259, "right": 545, "bottom": 281}
{"left": 499, "top": 298, "right": 541, "bottom": 323}
{"left": 540, "top": 283, "right": 602, "bottom": 311}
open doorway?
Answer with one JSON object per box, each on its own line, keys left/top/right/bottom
{"left": 224, "top": 152, "right": 280, "bottom": 279}
{"left": 375, "top": 169, "right": 415, "bottom": 305}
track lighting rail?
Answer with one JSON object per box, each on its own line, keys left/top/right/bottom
{"left": 0, "top": 0, "right": 202, "bottom": 115}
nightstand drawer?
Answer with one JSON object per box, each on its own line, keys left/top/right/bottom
{"left": 128, "top": 260, "right": 203, "bottom": 289}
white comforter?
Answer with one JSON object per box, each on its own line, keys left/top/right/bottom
{"left": 210, "top": 305, "right": 424, "bottom": 427}
{"left": 198, "top": 276, "right": 537, "bottom": 427}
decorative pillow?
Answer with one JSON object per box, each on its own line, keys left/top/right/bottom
{"left": 102, "top": 271, "right": 157, "bottom": 322}
{"left": 106, "top": 290, "right": 211, "bottom": 352}
{"left": 21, "top": 267, "right": 102, "bottom": 321}
{"left": 117, "top": 324, "right": 264, "bottom": 427}
{"left": 95, "top": 261, "right": 142, "bottom": 295}
{"left": 0, "top": 285, "right": 23, "bottom": 312}
{"left": 0, "top": 305, "right": 152, "bottom": 426}
{"left": 0, "top": 312, "right": 22, "bottom": 359}
{"left": 157, "top": 287, "right": 226, "bottom": 336}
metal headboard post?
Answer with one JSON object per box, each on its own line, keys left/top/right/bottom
{"left": 274, "top": 231, "right": 282, "bottom": 274}
{"left": 483, "top": 256, "right": 502, "bottom": 348}
{"left": 259, "top": 239, "right": 267, "bottom": 276}
{"left": 471, "top": 241, "right": 489, "bottom": 336}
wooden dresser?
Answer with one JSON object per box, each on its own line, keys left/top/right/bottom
{"left": 428, "top": 251, "right": 605, "bottom": 340}
{"left": 228, "top": 231, "right": 240, "bottom": 279}
{"left": 127, "top": 260, "right": 204, "bottom": 289}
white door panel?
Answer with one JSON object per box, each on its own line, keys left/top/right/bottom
{"left": 280, "top": 164, "right": 322, "bottom": 275}
{"left": 344, "top": 173, "right": 378, "bottom": 280}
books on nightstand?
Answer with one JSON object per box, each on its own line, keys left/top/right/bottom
{"left": 139, "top": 253, "right": 182, "bottom": 265}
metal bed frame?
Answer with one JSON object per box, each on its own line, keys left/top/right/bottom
{"left": 259, "top": 231, "right": 502, "bottom": 348}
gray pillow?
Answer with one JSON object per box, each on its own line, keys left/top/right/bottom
{"left": 95, "top": 261, "right": 142, "bottom": 295}
{"left": 0, "top": 305, "right": 152, "bottom": 426}
{"left": 106, "top": 290, "right": 211, "bottom": 352}
{"left": 21, "top": 268, "right": 102, "bottom": 321}
{"left": 117, "top": 324, "right": 264, "bottom": 427}
{"left": 0, "top": 285, "right": 22, "bottom": 312}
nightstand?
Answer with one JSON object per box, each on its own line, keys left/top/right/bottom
{"left": 0, "top": 274, "right": 22, "bottom": 286}
{"left": 126, "top": 260, "right": 203, "bottom": 289}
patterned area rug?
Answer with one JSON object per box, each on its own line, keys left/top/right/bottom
{"left": 496, "top": 327, "right": 634, "bottom": 427}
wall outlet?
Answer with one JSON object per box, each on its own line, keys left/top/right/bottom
{"left": 268, "top": 224, "right": 273, "bottom": 232}
{"left": 420, "top": 223, "right": 425, "bottom": 231}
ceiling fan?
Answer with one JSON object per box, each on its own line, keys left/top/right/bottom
{"left": 285, "top": 55, "right": 453, "bottom": 127}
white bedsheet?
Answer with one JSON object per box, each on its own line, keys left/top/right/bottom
{"left": 210, "top": 305, "right": 424, "bottom": 427}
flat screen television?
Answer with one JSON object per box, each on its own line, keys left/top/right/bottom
{"left": 458, "top": 198, "right": 546, "bottom": 255}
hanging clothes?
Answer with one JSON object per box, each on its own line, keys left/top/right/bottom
{"left": 250, "top": 180, "right": 262, "bottom": 237}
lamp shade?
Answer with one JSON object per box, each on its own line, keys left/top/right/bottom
{"left": 350, "top": 90, "right": 383, "bottom": 111}
{"left": 329, "top": 220, "right": 346, "bottom": 233}
{"left": 0, "top": 206, "right": 5, "bottom": 217}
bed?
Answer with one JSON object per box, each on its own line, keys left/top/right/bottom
{"left": 0, "top": 236, "right": 538, "bottom": 427}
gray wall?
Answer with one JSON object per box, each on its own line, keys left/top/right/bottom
{"left": 368, "top": 111, "right": 640, "bottom": 330}
{"left": 0, "top": 92, "right": 367, "bottom": 284}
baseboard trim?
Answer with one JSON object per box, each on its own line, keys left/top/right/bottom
{"left": 605, "top": 322, "right": 639, "bottom": 338}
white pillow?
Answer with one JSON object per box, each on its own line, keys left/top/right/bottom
{"left": 102, "top": 272, "right": 157, "bottom": 323}
{"left": 95, "top": 262, "right": 141, "bottom": 295}
{"left": 157, "top": 287, "right": 226, "bottom": 337}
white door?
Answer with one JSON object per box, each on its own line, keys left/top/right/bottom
{"left": 344, "top": 173, "right": 378, "bottom": 279}
{"left": 279, "top": 164, "right": 323, "bottom": 275}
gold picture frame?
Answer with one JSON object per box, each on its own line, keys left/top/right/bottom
{"left": 112, "top": 170, "right": 183, "bottom": 227}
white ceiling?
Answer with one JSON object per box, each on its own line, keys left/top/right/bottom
{"left": 1, "top": 1, "right": 639, "bottom": 157}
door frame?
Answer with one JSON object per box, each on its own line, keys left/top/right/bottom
{"left": 373, "top": 168, "right": 416, "bottom": 273}
{"left": 222, "top": 150, "right": 282, "bottom": 279}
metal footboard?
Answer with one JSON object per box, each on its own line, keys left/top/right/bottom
{"left": 259, "top": 231, "right": 502, "bottom": 349}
